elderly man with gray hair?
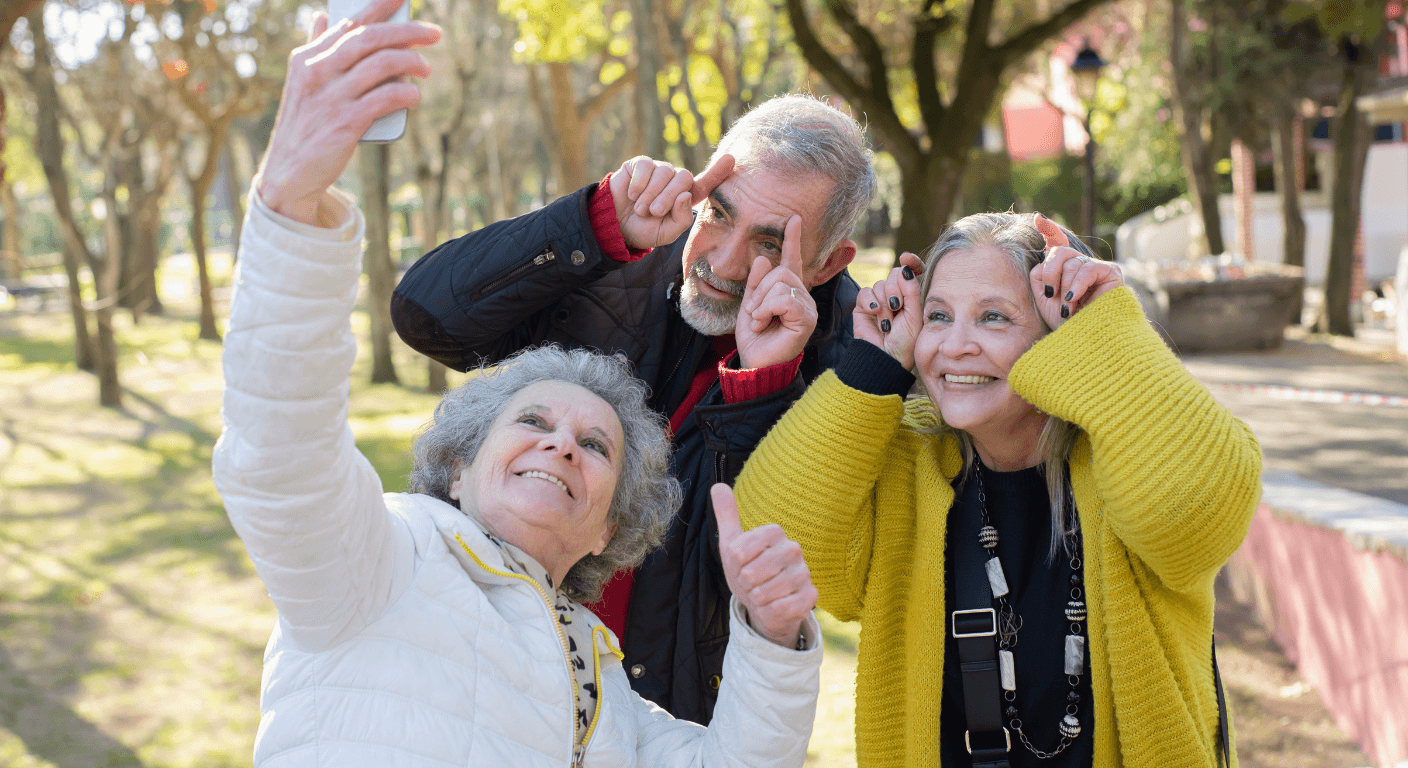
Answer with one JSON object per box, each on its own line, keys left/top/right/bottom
{"left": 393, "top": 92, "right": 878, "bottom": 723}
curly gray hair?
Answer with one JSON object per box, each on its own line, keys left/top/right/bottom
{"left": 916, "top": 212, "right": 1098, "bottom": 563}
{"left": 407, "top": 345, "right": 680, "bottom": 602}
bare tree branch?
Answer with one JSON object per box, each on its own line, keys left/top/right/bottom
{"left": 579, "top": 66, "right": 638, "bottom": 126}
{"left": 911, "top": 1, "right": 957, "bottom": 136}
{"left": 783, "top": 0, "right": 918, "bottom": 166}
{"left": 992, "top": 0, "right": 1111, "bottom": 68}
{"left": 821, "top": 0, "right": 894, "bottom": 117}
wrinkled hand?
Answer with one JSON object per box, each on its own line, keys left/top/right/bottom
{"left": 257, "top": 0, "right": 441, "bottom": 225}
{"left": 712, "top": 484, "right": 816, "bottom": 649}
{"left": 611, "top": 154, "right": 735, "bottom": 251}
{"left": 854, "top": 252, "right": 925, "bottom": 369}
{"left": 1029, "top": 214, "right": 1124, "bottom": 330}
{"left": 734, "top": 215, "right": 817, "bottom": 369}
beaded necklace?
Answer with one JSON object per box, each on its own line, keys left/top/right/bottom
{"left": 971, "top": 457, "right": 1087, "bottom": 759}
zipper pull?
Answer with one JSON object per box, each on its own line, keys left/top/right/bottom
{"left": 572, "top": 744, "right": 586, "bottom": 766}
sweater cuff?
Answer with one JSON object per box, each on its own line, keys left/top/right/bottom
{"left": 835, "top": 341, "right": 915, "bottom": 397}
{"left": 590, "top": 173, "right": 650, "bottom": 263}
{"left": 718, "top": 352, "right": 804, "bottom": 404}
{"left": 248, "top": 174, "right": 360, "bottom": 244}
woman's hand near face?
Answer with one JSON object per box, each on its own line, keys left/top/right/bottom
{"left": 257, "top": 0, "right": 441, "bottom": 225}
{"left": 1028, "top": 214, "right": 1124, "bottom": 331}
{"left": 712, "top": 484, "right": 817, "bottom": 649}
{"left": 854, "top": 251, "right": 924, "bottom": 369}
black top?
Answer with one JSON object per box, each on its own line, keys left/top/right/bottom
{"left": 940, "top": 464, "right": 1094, "bottom": 768}
{"left": 832, "top": 340, "right": 1095, "bottom": 765}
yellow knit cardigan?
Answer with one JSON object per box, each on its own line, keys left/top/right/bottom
{"left": 735, "top": 288, "right": 1261, "bottom": 768}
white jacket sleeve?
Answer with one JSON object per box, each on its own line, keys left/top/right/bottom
{"left": 629, "top": 599, "right": 822, "bottom": 768}
{"left": 212, "top": 184, "right": 413, "bottom": 652}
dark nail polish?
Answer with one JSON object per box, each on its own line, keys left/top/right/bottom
{"left": 1060, "top": 304, "right": 1070, "bottom": 319}
{"left": 902, "top": 266, "right": 915, "bottom": 280}
{"left": 880, "top": 319, "right": 892, "bottom": 333}
{"left": 870, "top": 301, "right": 879, "bottom": 310}
{"left": 1064, "top": 291, "right": 1074, "bottom": 302}
{"left": 1044, "top": 285, "right": 1054, "bottom": 298}
{"left": 889, "top": 296, "right": 900, "bottom": 311}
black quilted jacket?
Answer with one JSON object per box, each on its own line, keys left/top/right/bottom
{"left": 391, "top": 182, "right": 858, "bottom": 724}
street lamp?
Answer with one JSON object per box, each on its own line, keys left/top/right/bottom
{"left": 1070, "top": 39, "right": 1105, "bottom": 244}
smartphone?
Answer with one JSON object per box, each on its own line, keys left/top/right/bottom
{"left": 327, "top": 0, "right": 410, "bottom": 143}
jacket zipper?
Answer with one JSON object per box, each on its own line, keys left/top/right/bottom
{"left": 576, "top": 626, "right": 621, "bottom": 766}
{"left": 455, "top": 534, "right": 599, "bottom": 765}
{"left": 471, "top": 248, "right": 556, "bottom": 300}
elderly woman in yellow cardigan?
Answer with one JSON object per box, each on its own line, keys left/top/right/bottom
{"left": 730, "top": 211, "right": 1261, "bottom": 768}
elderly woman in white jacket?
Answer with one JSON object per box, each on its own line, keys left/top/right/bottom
{"left": 212, "top": 2, "right": 822, "bottom": 765}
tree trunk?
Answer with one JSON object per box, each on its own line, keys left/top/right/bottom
{"left": 187, "top": 125, "right": 229, "bottom": 342}
{"left": 117, "top": 152, "right": 163, "bottom": 320}
{"left": 91, "top": 183, "right": 123, "bottom": 407}
{"left": 223, "top": 136, "right": 246, "bottom": 260}
{"left": 421, "top": 132, "right": 451, "bottom": 394}
{"left": 1168, "top": 0, "right": 1225, "bottom": 258}
{"left": 1271, "top": 106, "right": 1306, "bottom": 269}
{"left": 1271, "top": 103, "right": 1306, "bottom": 323}
{"left": 630, "top": 0, "right": 667, "bottom": 159}
{"left": 0, "top": 175, "right": 21, "bottom": 280}
{"left": 25, "top": 8, "right": 95, "bottom": 369}
{"left": 547, "top": 63, "right": 590, "bottom": 190}
{"left": 892, "top": 153, "right": 964, "bottom": 263}
{"left": 360, "top": 143, "right": 400, "bottom": 385}
{"left": 188, "top": 183, "right": 222, "bottom": 341}
{"left": 129, "top": 204, "right": 163, "bottom": 318}
{"left": 1318, "top": 50, "right": 1375, "bottom": 337}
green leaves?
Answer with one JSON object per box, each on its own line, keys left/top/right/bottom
{"left": 1282, "top": 0, "right": 1392, "bottom": 40}
{"left": 500, "top": 0, "right": 631, "bottom": 63}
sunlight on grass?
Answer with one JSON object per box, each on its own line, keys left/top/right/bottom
{"left": 808, "top": 610, "right": 860, "bottom": 767}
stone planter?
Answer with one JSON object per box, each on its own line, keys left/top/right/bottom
{"left": 1134, "top": 273, "right": 1305, "bottom": 353}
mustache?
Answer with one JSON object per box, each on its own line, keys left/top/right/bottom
{"left": 690, "top": 259, "right": 746, "bottom": 299}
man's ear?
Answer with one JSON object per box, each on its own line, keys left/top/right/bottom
{"left": 808, "top": 238, "right": 857, "bottom": 288}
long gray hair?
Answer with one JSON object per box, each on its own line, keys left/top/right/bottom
{"left": 915, "top": 212, "right": 1098, "bottom": 561}
{"left": 408, "top": 346, "right": 680, "bottom": 601}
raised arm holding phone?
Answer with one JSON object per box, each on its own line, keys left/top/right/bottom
{"left": 216, "top": 3, "right": 825, "bottom": 765}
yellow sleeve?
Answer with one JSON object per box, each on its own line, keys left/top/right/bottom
{"left": 734, "top": 372, "right": 907, "bottom": 621}
{"left": 1009, "top": 287, "right": 1263, "bottom": 592}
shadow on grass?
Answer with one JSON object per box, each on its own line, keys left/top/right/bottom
{"left": 0, "top": 529, "right": 262, "bottom": 656}
{"left": 0, "top": 335, "right": 79, "bottom": 368}
{"left": 0, "top": 631, "right": 146, "bottom": 768}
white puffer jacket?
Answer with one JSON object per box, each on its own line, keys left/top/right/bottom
{"left": 212, "top": 186, "right": 823, "bottom": 768}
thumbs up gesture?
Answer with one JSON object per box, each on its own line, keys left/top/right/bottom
{"left": 712, "top": 483, "right": 818, "bottom": 649}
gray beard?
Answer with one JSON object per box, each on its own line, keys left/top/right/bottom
{"left": 678, "top": 260, "right": 745, "bottom": 336}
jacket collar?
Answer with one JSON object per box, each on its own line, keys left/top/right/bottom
{"left": 415, "top": 493, "right": 622, "bottom": 655}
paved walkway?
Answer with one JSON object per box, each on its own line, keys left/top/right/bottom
{"left": 1181, "top": 328, "right": 1408, "bottom": 506}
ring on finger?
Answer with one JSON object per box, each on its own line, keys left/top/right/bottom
{"left": 790, "top": 287, "right": 797, "bottom": 299}
{"left": 1075, "top": 254, "right": 1091, "bottom": 264}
